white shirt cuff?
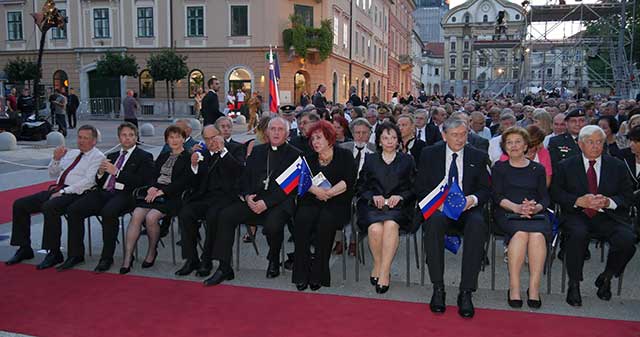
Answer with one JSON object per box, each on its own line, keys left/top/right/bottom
{"left": 607, "top": 198, "right": 617, "bottom": 210}
{"left": 470, "top": 195, "right": 478, "bottom": 208}
{"left": 219, "top": 147, "right": 228, "bottom": 158}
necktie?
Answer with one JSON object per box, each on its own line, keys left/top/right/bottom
{"left": 355, "top": 145, "right": 364, "bottom": 164}
{"left": 584, "top": 160, "right": 598, "bottom": 218}
{"left": 54, "top": 152, "right": 84, "bottom": 192}
{"left": 448, "top": 153, "right": 459, "bottom": 185}
{"left": 417, "top": 129, "right": 423, "bottom": 141}
{"left": 106, "top": 151, "right": 127, "bottom": 192}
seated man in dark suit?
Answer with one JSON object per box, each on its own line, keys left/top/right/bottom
{"left": 161, "top": 119, "right": 197, "bottom": 153}
{"left": 205, "top": 117, "right": 302, "bottom": 286}
{"left": 415, "top": 117, "right": 491, "bottom": 318}
{"left": 175, "top": 124, "right": 245, "bottom": 277}
{"left": 548, "top": 108, "right": 586, "bottom": 171}
{"left": 551, "top": 125, "right": 636, "bottom": 306}
{"left": 5, "top": 125, "right": 105, "bottom": 269}
{"left": 64, "top": 122, "right": 154, "bottom": 271}
{"left": 215, "top": 116, "right": 247, "bottom": 159}
{"left": 289, "top": 110, "right": 320, "bottom": 155}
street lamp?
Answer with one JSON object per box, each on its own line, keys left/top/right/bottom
{"left": 31, "top": 0, "right": 66, "bottom": 120}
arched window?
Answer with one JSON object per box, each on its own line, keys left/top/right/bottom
{"left": 53, "top": 70, "right": 68, "bottom": 93}
{"left": 139, "top": 69, "right": 155, "bottom": 98}
{"left": 483, "top": 15, "right": 488, "bottom": 23}
{"left": 332, "top": 72, "right": 338, "bottom": 103}
{"left": 228, "top": 67, "right": 252, "bottom": 96}
{"left": 188, "top": 69, "right": 204, "bottom": 98}
{"left": 464, "top": 14, "right": 470, "bottom": 23}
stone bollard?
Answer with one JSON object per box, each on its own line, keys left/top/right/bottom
{"left": 235, "top": 115, "right": 246, "bottom": 125}
{"left": 140, "top": 123, "right": 155, "bottom": 137}
{"left": 46, "top": 132, "right": 66, "bottom": 147}
{"left": 0, "top": 132, "right": 18, "bottom": 151}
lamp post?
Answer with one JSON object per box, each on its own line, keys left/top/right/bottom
{"left": 31, "top": 0, "right": 66, "bottom": 120}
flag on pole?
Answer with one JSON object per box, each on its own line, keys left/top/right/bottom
{"left": 273, "top": 46, "right": 281, "bottom": 81}
{"left": 268, "top": 46, "right": 280, "bottom": 113}
{"left": 276, "top": 157, "right": 302, "bottom": 195}
{"left": 297, "top": 157, "right": 313, "bottom": 196}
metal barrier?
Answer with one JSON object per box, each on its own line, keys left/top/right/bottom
{"left": 87, "top": 98, "right": 122, "bottom": 118}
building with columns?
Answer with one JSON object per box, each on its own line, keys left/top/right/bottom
{"left": 0, "top": 0, "right": 413, "bottom": 116}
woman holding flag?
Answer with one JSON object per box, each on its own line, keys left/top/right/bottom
{"left": 492, "top": 127, "right": 550, "bottom": 309}
{"left": 357, "top": 122, "right": 415, "bottom": 294}
{"left": 292, "top": 121, "right": 357, "bottom": 291}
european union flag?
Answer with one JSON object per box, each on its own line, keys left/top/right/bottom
{"left": 298, "top": 157, "right": 313, "bottom": 196}
{"left": 443, "top": 178, "right": 465, "bottom": 221}
{"left": 444, "top": 235, "right": 461, "bottom": 254}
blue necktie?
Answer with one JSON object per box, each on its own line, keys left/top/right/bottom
{"left": 448, "top": 153, "right": 458, "bottom": 185}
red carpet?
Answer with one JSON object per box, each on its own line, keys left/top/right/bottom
{"left": 0, "top": 264, "right": 638, "bottom": 337}
{"left": 0, "top": 181, "right": 54, "bottom": 223}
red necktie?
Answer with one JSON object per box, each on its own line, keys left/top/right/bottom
{"left": 584, "top": 160, "right": 597, "bottom": 218}
{"left": 53, "top": 152, "right": 83, "bottom": 192}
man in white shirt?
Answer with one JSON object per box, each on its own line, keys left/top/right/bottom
{"left": 488, "top": 113, "right": 517, "bottom": 164}
{"left": 469, "top": 111, "right": 492, "bottom": 140}
{"left": 543, "top": 113, "right": 567, "bottom": 148}
{"left": 6, "top": 125, "right": 105, "bottom": 270}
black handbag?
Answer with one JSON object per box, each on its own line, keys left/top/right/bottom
{"left": 133, "top": 186, "right": 166, "bottom": 204}
{"left": 505, "top": 212, "right": 545, "bottom": 221}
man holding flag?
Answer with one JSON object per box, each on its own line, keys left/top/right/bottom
{"left": 415, "top": 117, "right": 490, "bottom": 318}
{"left": 206, "top": 117, "right": 301, "bottom": 285}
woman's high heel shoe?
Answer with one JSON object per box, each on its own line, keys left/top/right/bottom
{"left": 375, "top": 275, "right": 391, "bottom": 294}
{"left": 141, "top": 251, "right": 158, "bottom": 269}
{"left": 527, "top": 289, "right": 542, "bottom": 309}
{"left": 119, "top": 256, "right": 135, "bottom": 275}
{"left": 370, "top": 277, "right": 379, "bottom": 286}
{"left": 507, "top": 289, "right": 523, "bottom": 308}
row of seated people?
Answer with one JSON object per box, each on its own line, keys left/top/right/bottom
{"left": 4, "top": 113, "right": 637, "bottom": 320}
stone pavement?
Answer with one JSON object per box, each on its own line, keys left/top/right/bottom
{"left": 0, "top": 119, "right": 638, "bottom": 337}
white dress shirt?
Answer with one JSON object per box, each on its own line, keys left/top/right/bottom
{"left": 98, "top": 145, "right": 136, "bottom": 189}
{"left": 191, "top": 148, "right": 228, "bottom": 174}
{"left": 488, "top": 135, "right": 503, "bottom": 165}
{"left": 352, "top": 142, "right": 375, "bottom": 175}
{"left": 472, "top": 127, "right": 492, "bottom": 140}
{"left": 445, "top": 145, "right": 478, "bottom": 208}
{"left": 49, "top": 147, "right": 105, "bottom": 195}
{"left": 416, "top": 126, "right": 427, "bottom": 142}
{"left": 581, "top": 155, "right": 617, "bottom": 210}
{"left": 543, "top": 133, "right": 558, "bottom": 148}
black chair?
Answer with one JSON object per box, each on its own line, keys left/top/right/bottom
{"left": 235, "top": 223, "right": 286, "bottom": 274}
{"left": 353, "top": 198, "right": 420, "bottom": 287}
{"left": 85, "top": 212, "right": 130, "bottom": 257}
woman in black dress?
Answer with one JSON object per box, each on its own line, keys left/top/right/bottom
{"left": 598, "top": 116, "right": 622, "bottom": 159}
{"left": 120, "top": 125, "right": 191, "bottom": 274}
{"left": 292, "top": 121, "right": 357, "bottom": 291}
{"left": 397, "top": 113, "right": 426, "bottom": 166}
{"left": 492, "top": 127, "right": 550, "bottom": 309}
{"left": 357, "top": 121, "right": 415, "bottom": 294}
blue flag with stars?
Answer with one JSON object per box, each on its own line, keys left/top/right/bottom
{"left": 443, "top": 178, "right": 465, "bottom": 221}
{"left": 298, "top": 157, "right": 313, "bottom": 196}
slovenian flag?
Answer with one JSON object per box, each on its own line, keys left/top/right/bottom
{"left": 268, "top": 47, "right": 280, "bottom": 114}
{"left": 418, "top": 177, "right": 450, "bottom": 220}
{"left": 276, "top": 157, "right": 302, "bottom": 195}
{"left": 298, "top": 157, "right": 313, "bottom": 196}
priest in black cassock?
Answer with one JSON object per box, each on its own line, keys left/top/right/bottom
{"left": 205, "top": 117, "right": 302, "bottom": 286}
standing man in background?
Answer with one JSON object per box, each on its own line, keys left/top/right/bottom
{"left": 66, "top": 88, "right": 79, "bottom": 129}
{"left": 202, "top": 77, "right": 224, "bottom": 126}
{"left": 52, "top": 88, "right": 68, "bottom": 137}
{"left": 123, "top": 90, "right": 139, "bottom": 128}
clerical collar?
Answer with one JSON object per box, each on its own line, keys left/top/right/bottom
{"left": 271, "top": 143, "right": 286, "bottom": 151}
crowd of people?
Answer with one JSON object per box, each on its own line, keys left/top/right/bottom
{"left": 4, "top": 83, "right": 640, "bottom": 319}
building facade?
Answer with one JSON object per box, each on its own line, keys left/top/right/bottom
{"left": 0, "top": 0, "right": 401, "bottom": 115}
{"left": 387, "top": 0, "right": 416, "bottom": 98}
{"left": 442, "top": 0, "right": 526, "bottom": 97}
{"left": 413, "top": 0, "right": 448, "bottom": 43}
{"left": 421, "top": 42, "right": 443, "bottom": 95}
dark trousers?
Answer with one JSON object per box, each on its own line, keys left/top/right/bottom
{"left": 11, "top": 190, "right": 80, "bottom": 251}
{"left": 563, "top": 213, "right": 637, "bottom": 282}
{"left": 424, "top": 208, "right": 488, "bottom": 291}
{"left": 55, "top": 114, "right": 67, "bottom": 136}
{"left": 66, "top": 190, "right": 135, "bottom": 259}
{"left": 67, "top": 110, "right": 77, "bottom": 129}
{"left": 212, "top": 200, "right": 291, "bottom": 265}
{"left": 292, "top": 204, "right": 340, "bottom": 287}
{"left": 178, "top": 197, "right": 231, "bottom": 261}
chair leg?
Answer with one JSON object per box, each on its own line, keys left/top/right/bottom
{"left": 546, "top": 243, "right": 552, "bottom": 295}
{"left": 120, "top": 215, "right": 127, "bottom": 258}
{"left": 342, "top": 227, "right": 347, "bottom": 281}
{"left": 355, "top": 231, "right": 360, "bottom": 282}
{"left": 561, "top": 256, "right": 567, "bottom": 293}
{"left": 280, "top": 238, "right": 285, "bottom": 274}
{"left": 249, "top": 225, "right": 260, "bottom": 255}
{"left": 617, "top": 272, "right": 623, "bottom": 296}
{"left": 491, "top": 234, "right": 496, "bottom": 291}
{"left": 87, "top": 217, "right": 93, "bottom": 257}
{"left": 420, "top": 229, "right": 425, "bottom": 286}
{"left": 413, "top": 233, "right": 420, "bottom": 269}
{"left": 235, "top": 225, "right": 241, "bottom": 271}
{"left": 170, "top": 217, "right": 176, "bottom": 265}
{"left": 406, "top": 234, "right": 410, "bottom": 287}
{"left": 600, "top": 241, "right": 605, "bottom": 263}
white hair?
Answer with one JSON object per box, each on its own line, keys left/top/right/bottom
{"left": 578, "top": 125, "right": 605, "bottom": 142}
{"left": 268, "top": 116, "right": 291, "bottom": 132}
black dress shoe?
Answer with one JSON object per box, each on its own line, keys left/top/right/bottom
{"left": 375, "top": 284, "right": 389, "bottom": 294}
{"left": 266, "top": 260, "right": 280, "bottom": 278}
{"left": 527, "top": 289, "right": 542, "bottom": 309}
{"left": 566, "top": 281, "right": 582, "bottom": 307}
{"left": 57, "top": 256, "right": 85, "bottom": 271}
{"left": 36, "top": 251, "right": 64, "bottom": 270}
{"left": 296, "top": 282, "right": 308, "bottom": 291}
{"left": 429, "top": 286, "right": 446, "bottom": 313}
{"left": 175, "top": 259, "right": 199, "bottom": 276}
{"left": 203, "top": 268, "right": 235, "bottom": 286}
{"left": 5, "top": 247, "right": 34, "bottom": 265}
{"left": 284, "top": 253, "right": 294, "bottom": 271}
{"left": 310, "top": 283, "right": 322, "bottom": 291}
{"left": 595, "top": 273, "right": 612, "bottom": 301}
{"left": 94, "top": 258, "right": 113, "bottom": 272}
{"left": 584, "top": 247, "right": 591, "bottom": 261}
{"left": 507, "top": 290, "right": 523, "bottom": 308}
{"left": 457, "top": 290, "right": 475, "bottom": 318}
{"left": 195, "top": 260, "right": 213, "bottom": 277}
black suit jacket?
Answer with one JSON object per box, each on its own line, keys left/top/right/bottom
{"left": 96, "top": 147, "right": 155, "bottom": 193}
{"left": 467, "top": 132, "right": 489, "bottom": 153}
{"left": 550, "top": 154, "right": 632, "bottom": 224}
{"left": 190, "top": 143, "right": 245, "bottom": 200}
{"left": 402, "top": 138, "right": 426, "bottom": 167}
{"left": 201, "top": 91, "right": 223, "bottom": 125}
{"left": 548, "top": 132, "right": 581, "bottom": 169}
{"left": 241, "top": 143, "right": 302, "bottom": 214}
{"left": 152, "top": 151, "right": 192, "bottom": 199}
{"left": 620, "top": 148, "right": 640, "bottom": 190}
{"left": 425, "top": 122, "right": 442, "bottom": 146}
{"left": 415, "top": 143, "right": 491, "bottom": 208}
